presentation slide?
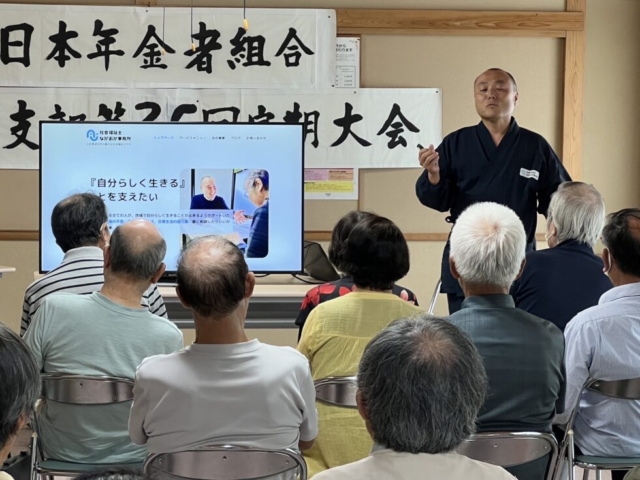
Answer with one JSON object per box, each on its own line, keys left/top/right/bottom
{"left": 40, "top": 122, "right": 304, "bottom": 274}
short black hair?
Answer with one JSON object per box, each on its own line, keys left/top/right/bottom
{"left": 341, "top": 215, "right": 410, "bottom": 290}
{"left": 328, "top": 211, "right": 375, "bottom": 271}
{"left": 358, "top": 316, "right": 487, "bottom": 454}
{"left": 477, "top": 68, "right": 518, "bottom": 91}
{"left": 51, "top": 193, "right": 108, "bottom": 253}
{"left": 602, "top": 208, "right": 640, "bottom": 278}
{"left": 0, "top": 323, "right": 40, "bottom": 451}
{"left": 177, "top": 236, "right": 248, "bottom": 318}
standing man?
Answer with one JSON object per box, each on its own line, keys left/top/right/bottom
{"left": 416, "top": 68, "right": 571, "bottom": 313}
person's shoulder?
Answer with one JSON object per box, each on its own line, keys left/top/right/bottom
{"left": 311, "top": 456, "right": 372, "bottom": 480}
{"left": 259, "top": 344, "right": 309, "bottom": 367}
{"left": 566, "top": 301, "right": 616, "bottom": 332}
{"left": 517, "top": 125, "right": 550, "bottom": 143}
{"left": 442, "top": 125, "right": 477, "bottom": 143}
{"left": 42, "top": 292, "right": 91, "bottom": 308}
{"left": 514, "top": 308, "right": 564, "bottom": 341}
{"left": 136, "top": 349, "right": 187, "bottom": 378}
{"left": 455, "top": 455, "right": 517, "bottom": 479}
{"left": 144, "top": 312, "right": 182, "bottom": 336}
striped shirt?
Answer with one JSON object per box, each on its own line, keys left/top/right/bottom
{"left": 21, "top": 246, "right": 167, "bottom": 336}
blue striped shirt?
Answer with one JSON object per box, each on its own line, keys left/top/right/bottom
{"left": 558, "top": 282, "right": 640, "bottom": 455}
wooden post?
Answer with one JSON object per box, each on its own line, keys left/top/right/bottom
{"left": 562, "top": 0, "right": 586, "bottom": 179}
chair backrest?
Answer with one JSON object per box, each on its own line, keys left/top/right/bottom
{"left": 314, "top": 376, "right": 358, "bottom": 408}
{"left": 456, "top": 432, "right": 558, "bottom": 480}
{"left": 41, "top": 374, "right": 134, "bottom": 405}
{"left": 143, "top": 446, "right": 307, "bottom": 480}
{"left": 586, "top": 377, "right": 640, "bottom": 400}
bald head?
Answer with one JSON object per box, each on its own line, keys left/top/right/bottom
{"left": 108, "top": 219, "right": 167, "bottom": 282}
{"left": 200, "top": 176, "right": 217, "bottom": 201}
{"left": 177, "top": 236, "right": 249, "bottom": 319}
{"left": 474, "top": 68, "right": 517, "bottom": 92}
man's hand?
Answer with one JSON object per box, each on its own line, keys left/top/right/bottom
{"left": 418, "top": 144, "right": 441, "bottom": 186}
{"left": 233, "top": 210, "right": 247, "bottom": 224}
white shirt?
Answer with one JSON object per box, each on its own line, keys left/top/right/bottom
{"left": 312, "top": 448, "right": 516, "bottom": 480}
{"left": 557, "top": 282, "right": 640, "bottom": 456}
{"left": 129, "top": 339, "right": 318, "bottom": 453}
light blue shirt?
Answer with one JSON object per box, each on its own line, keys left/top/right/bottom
{"left": 557, "top": 282, "right": 640, "bottom": 456}
{"left": 24, "top": 291, "right": 183, "bottom": 463}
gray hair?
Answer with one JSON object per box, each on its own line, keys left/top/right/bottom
{"left": 450, "top": 202, "right": 526, "bottom": 288}
{"left": 0, "top": 323, "right": 40, "bottom": 450}
{"left": 547, "top": 182, "right": 605, "bottom": 248}
{"left": 358, "top": 315, "right": 487, "bottom": 454}
{"left": 109, "top": 225, "right": 166, "bottom": 281}
{"left": 244, "top": 170, "right": 269, "bottom": 191}
{"left": 177, "top": 236, "right": 248, "bottom": 319}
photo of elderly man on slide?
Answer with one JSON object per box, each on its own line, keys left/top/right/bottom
{"left": 190, "top": 176, "right": 230, "bottom": 210}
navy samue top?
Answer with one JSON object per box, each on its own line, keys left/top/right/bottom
{"left": 416, "top": 118, "right": 571, "bottom": 292}
{"left": 190, "top": 194, "right": 229, "bottom": 210}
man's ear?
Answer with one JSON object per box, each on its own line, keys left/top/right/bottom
{"left": 449, "top": 257, "right": 461, "bottom": 280}
{"left": 175, "top": 285, "right": 191, "bottom": 310}
{"left": 103, "top": 244, "right": 112, "bottom": 269}
{"left": 515, "top": 258, "right": 527, "bottom": 281}
{"left": 602, "top": 247, "right": 613, "bottom": 274}
{"left": 150, "top": 263, "right": 166, "bottom": 285}
{"left": 513, "top": 91, "right": 519, "bottom": 106}
{"left": 254, "top": 178, "right": 264, "bottom": 193}
{"left": 245, "top": 272, "right": 256, "bottom": 299}
{"left": 356, "top": 390, "right": 368, "bottom": 423}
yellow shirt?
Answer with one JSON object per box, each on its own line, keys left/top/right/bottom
{"left": 297, "top": 291, "right": 422, "bottom": 477}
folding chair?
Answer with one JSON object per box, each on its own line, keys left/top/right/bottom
{"left": 555, "top": 377, "right": 640, "bottom": 480}
{"left": 313, "top": 376, "right": 358, "bottom": 408}
{"left": 428, "top": 279, "right": 442, "bottom": 315}
{"left": 457, "top": 432, "right": 558, "bottom": 480}
{"left": 143, "top": 445, "right": 307, "bottom": 480}
{"left": 31, "top": 374, "right": 143, "bottom": 480}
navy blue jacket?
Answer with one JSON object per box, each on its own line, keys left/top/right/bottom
{"left": 190, "top": 194, "right": 229, "bottom": 210}
{"left": 246, "top": 202, "right": 269, "bottom": 258}
{"left": 511, "top": 239, "right": 613, "bottom": 332}
{"left": 416, "top": 118, "right": 571, "bottom": 293}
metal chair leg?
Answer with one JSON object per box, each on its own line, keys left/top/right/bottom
{"left": 594, "top": 471, "right": 601, "bottom": 480}
{"left": 581, "top": 468, "right": 589, "bottom": 480}
{"left": 428, "top": 279, "right": 442, "bottom": 314}
{"left": 567, "top": 430, "right": 575, "bottom": 480}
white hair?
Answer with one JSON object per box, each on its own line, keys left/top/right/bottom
{"left": 547, "top": 182, "right": 605, "bottom": 248}
{"left": 450, "top": 202, "right": 526, "bottom": 288}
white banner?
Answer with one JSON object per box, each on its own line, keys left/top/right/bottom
{"left": 0, "top": 5, "right": 335, "bottom": 89}
{"left": 0, "top": 88, "right": 442, "bottom": 169}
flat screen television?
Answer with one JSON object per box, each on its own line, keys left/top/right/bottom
{"left": 39, "top": 122, "right": 304, "bottom": 277}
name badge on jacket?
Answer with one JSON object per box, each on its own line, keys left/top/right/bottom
{"left": 520, "top": 168, "right": 540, "bottom": 180}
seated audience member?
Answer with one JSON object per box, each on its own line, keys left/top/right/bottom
{"left": 448, "top": 202, "right": 565, "bottom": 480}
{"left": 557, "top": 208, "right": 640, "bottom": 480}
{"left": 297, "top": 214, "right": 421, "bottom": 477}
{"left": 512, "top": 181, "right": 612, "bottom": 331}
{"left": 295, "top": 211, "right": 418, "bottom": 339}
{"left": 21, "top": 193, "right": 166, "bottom": 336}
{"left": 313, "top": 316, "right": 515, "bottom": 480}
{"left": 129, "top": 236, "right": 317, "bottom": 456}
{"left": 190, "top": 176, "right": 229, "bottom": 210}
{"left": 0, "top": 323, "right": 40, "bottom": 478}
{"left": 23, "top": 220, "right": 183, "bottom": 464}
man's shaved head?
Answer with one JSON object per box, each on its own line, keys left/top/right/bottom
{"left": 109, "top": 219, "right": 166, "bottom": 281}
{"left": 474, "top": 68, "right": 518, "bottom": 92}
{"left": 177, "top": 236, "right": 249, "bottom": 318}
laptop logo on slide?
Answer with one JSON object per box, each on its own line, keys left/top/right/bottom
{"left": 86, "top": 130, "right": 99, "bottom": 142}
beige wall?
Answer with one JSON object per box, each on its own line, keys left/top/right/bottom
{"left": 1, "top": 0, "right": 638, "bottom": 338}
